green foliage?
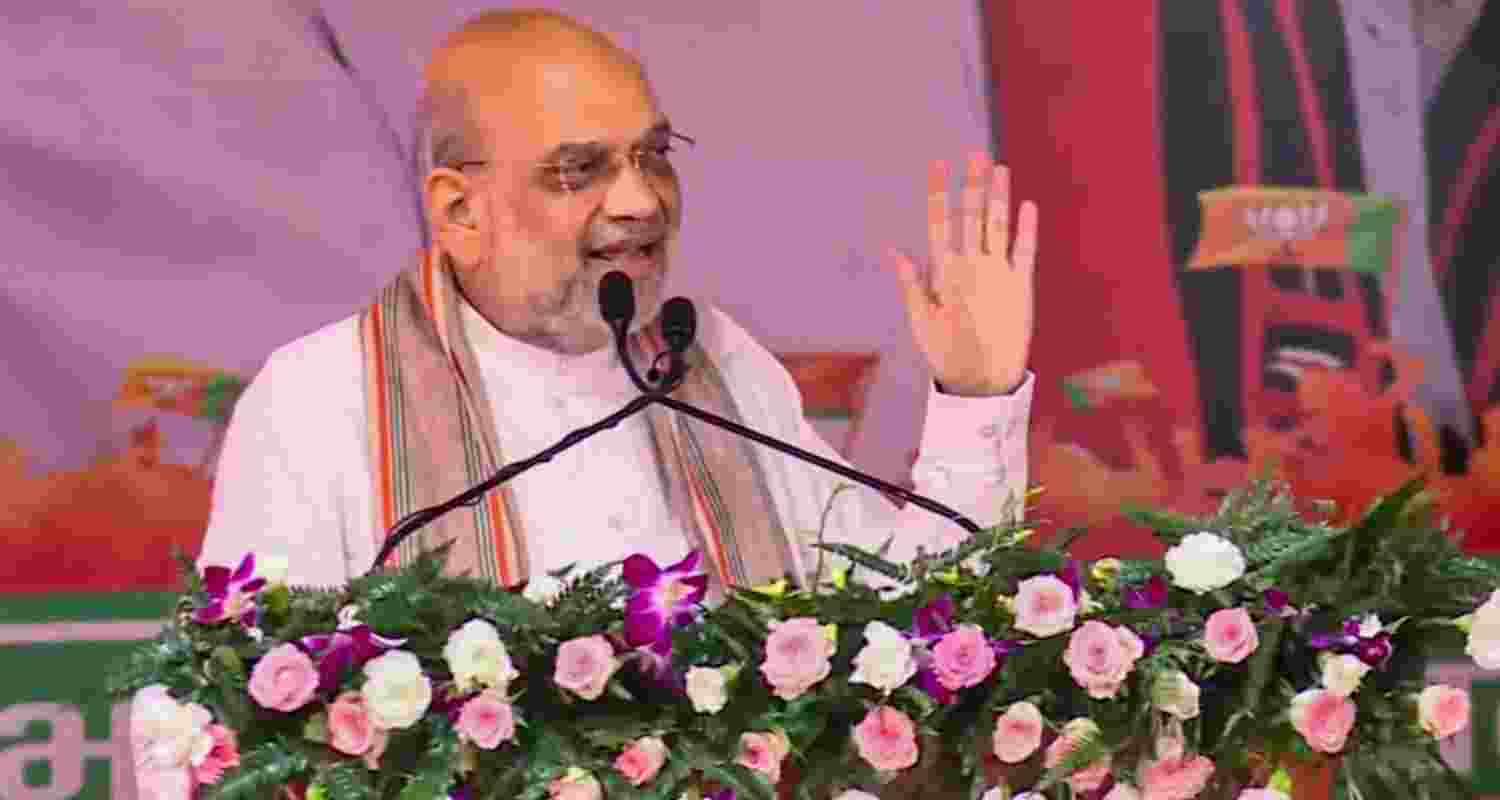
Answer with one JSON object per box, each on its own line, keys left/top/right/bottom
{"left": 112, "top": 477, "right": 1494, "bottom": 799}
{"left": 316, "top": 761, "right": 377, "bottom": 800}
{"left": 204, "top": 741, "right": 310, "bottom": 800}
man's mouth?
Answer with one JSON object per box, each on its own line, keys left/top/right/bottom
{"left": 586, "top": 239, "right": 663, "bottom": 276}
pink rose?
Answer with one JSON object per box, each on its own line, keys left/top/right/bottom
{"left": 327, "top": 692, "right": 377, "bottom": 756}
{"left": 853, "top": 706, "right": 920, "bottom": 772}
{"left": 191, "top": 725, "right": 240, "bottom": 785}
{"left": 614, "top": 736, "right": 668, "bottom": 786}
{"left": 1290, "top": 689, "right": 1356, "bottom": 753}
{"left": 1139, "top": 754, "right": 1214, "bottom": 800}
{"left": 135, "top": 764, "right": 193, "bottom": 800}
{"left": 760, "top": 617, "right": 835, "bottom": 701}
{"left": 327, "top": 691, "right": 390, "bottom": 768}
{"left": 738, "top": 730, "right": 792, "bottom": 784}
{"left": 1203, "top": 608, "right": 1258, "bottom": 664}
{"left": 554, "top": 636, "right": 620, "bottom": 701}
{"left": 248, "top": 643, "right": 319, "bottom": 712}
{"left": 1044, "top": 720, "right": 1112, "bottom": 793}
{"left": 456, "top": 689, "right": 516, "bottom": 750}
{"left": 1418, "top": 684, "right": 1470, "bottom": 740}
{"left": 933, "top": 624, "right": 998, "bottom": 690}
{"left": 992, "top": 701, "right": 1044, "bottom": 763}
{"left": 1063, "top": 621, "right": 1145, "bottom": 699}
{"left": 1237, "top": 791, "right": 1289, "bottom": 800}
{"left": 1013, "top": 575, "right": 1079, "bottom": 637}
{"left": 548, "top": 771, "right": 603, "bottom": 800}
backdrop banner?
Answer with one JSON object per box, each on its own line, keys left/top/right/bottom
{"left": 0, "top": 2, "right": 996, "bottom": 796}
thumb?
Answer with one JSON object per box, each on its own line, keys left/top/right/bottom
{"left": 886, "top": 248, "right": 932, "bottom": 322}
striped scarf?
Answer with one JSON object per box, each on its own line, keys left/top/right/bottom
{"left": 358, "top": 251, "right": 800, "bottom": 590}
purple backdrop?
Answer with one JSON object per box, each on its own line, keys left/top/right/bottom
{"left": 1, "top": 0, "right": 997, "bottom": 486}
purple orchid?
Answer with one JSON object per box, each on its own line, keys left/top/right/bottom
{"left": 708, "top": 789, "right": 736, "bottom": 800}
{"left": 193, "top": 554, "right": 267, "bottom": 626}
{"left": 298, "top": 609, "right": 407, "bottom": 692}
{"left": 622, "top": 551, "right": 709, "bottom": 649}
{"left": 448, "top": 785, "right": 470, "bottom": 800}
{"left": 1056, "top": 560, "right": 1084, "bottom": 600}
{"left": 908, "top": 593, "right": 956, "bottom": 644}
{"left": 1263, "top": 588, "right": 1296, "bottom": 618}
{"left": 1308, "top": 615, "right": 1395, "bottom": 668}
{"left": 1123, "top": 575, "right": 1169, "bottom": 610}
{"left": 631, "top": 637, "right": 687, "bottom": 692}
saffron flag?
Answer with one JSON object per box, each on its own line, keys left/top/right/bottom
{"left": 113, "top": 356, "right": 248, "bottom": 426}
{"left": 1061, "top": 360, "right": 1159, "bottom": 411}
{"left": 1187, "top": 187, "right": 1403, "bottom": 274}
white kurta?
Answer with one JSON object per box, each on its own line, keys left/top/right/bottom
{"left": 197, "top": 301, "right": 1034, "bottom": 588}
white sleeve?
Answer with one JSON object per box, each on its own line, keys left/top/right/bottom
{"left": 702, "top": 308, "right": 1032, "bottom": 578}
{"left": 198, "top": 323, "right": 370, "bottom": 588}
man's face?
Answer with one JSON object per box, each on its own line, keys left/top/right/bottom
{"left": 452, "top": 55, "right": 682, "bottom": 355}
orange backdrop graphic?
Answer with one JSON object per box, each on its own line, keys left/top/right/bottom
{"left": 987, "top": 0, "right": 1500, "bottom": 557}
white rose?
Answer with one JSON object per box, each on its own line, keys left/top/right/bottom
{"left": 256, "top": 555, "right": 290, "bottom": 586}
{"left": 524, "top": 573, "right": 565, "bottom": 606}
{"left": 1104, "top": 784, "right": 1143, "bottom": 800}
{"left": 833, "top": 791, "right": 880, "bottom": 800}
{"left": 444, "top": 619, "right": 520, "bottom": 693}
{"left": 129, "top": 685, "right": 213, "bottom": 768}
{"left": 1012, "top": 575, "right": 1078, "bottom": 638}
{"left": 979, "top": 789, "right": 1005, "bottom": 800}
{"left": 685, "top": 665, "right": 734, "bottom": 714}
{"left": 1467, "top": 591, "right": 1500, "bottom": 668}
{"left": 1319, "top": 653, "right": 1371, "bottom": 697}
{"left": 362, "top": 650, "right": 432, "bottom": 729}
{"left": 1164, "top": 532, "right": 1246, "bottom": 594}
{"left": 1152, "top": 670, "right": 1201, "bottom": 720}
{"left": 850, "top": 621, "right": 917, "bottom": 693}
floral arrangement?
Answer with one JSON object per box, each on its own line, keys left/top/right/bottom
{"left": 112, "top": 479, "right": 1500, "bottom": 800}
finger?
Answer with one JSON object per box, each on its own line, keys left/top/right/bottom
{"left": 926, "top": 159, "right": 952, "bottom": 263}
{"left": 1010, "top": 199, "right": 1039, "bottom": 275}
{"left": 987, "top": 163, "right": 1010, "bottom": 257}
{"left": 962, "top": 152, "right": 988, "bottom": 255}
{"left": 885, "top": 247, "right": 935, "bottom": 316}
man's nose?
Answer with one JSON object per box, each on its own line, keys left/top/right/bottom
{"left": 601, "top": 158, "right": 662, "bottom": 220}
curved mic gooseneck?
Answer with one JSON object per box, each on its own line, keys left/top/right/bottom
{"left": 366, "top": 274, "right": 686, "bottom": 574}
{"left": 367, "top": 269, "right": 983, "bottom": 576}
{"left": 599, "top": 271, "right": 982, "bottom": 535}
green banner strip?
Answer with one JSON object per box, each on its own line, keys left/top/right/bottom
{"left": 0, "top": 591, "right": 177, "bottom": 623}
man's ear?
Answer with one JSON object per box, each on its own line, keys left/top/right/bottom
{"left": 425, "top": 168, "right": 483, "bottom": 265}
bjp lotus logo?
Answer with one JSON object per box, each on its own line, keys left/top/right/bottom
{"left": 1242, "top": 202, "right": 1330, "bottom": 258}
{"left": 1187, "top": 187, "right": 1398, "bottom": 274}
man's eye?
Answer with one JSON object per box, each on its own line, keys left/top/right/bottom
{"left": 548, "top": 160, "right": 600, "bottom": 186}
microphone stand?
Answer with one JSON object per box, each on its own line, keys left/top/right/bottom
{"left": 653, "top": 393, "right": 980, "bottom": 534}
{"left": 368, "top": 270, "right": 984, "bottom": 574}
{"left": 368, "top": 393, "right": 659, "bottom": 572}
{"left": 607, "top": 305, "right": 982, "bottom": 535}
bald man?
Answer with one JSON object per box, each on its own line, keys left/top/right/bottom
{"left": 196, "top": 9, "right": 1039, "bottom": 592}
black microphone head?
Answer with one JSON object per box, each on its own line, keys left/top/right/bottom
{"left": 599, "top": 271, "right": 635, "bottom": 328}
{"left": 661, "top": 297, "right": 697, "bottom": 352}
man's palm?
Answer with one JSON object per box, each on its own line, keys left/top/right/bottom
{"left": 889, "top": 154, "right": 1038, "bottom": 396}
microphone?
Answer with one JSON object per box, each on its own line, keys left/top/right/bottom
{"left": 649, "top": 297, "right": 697, "bottom": 384}
{"left": 599, "top": 270, "right": 635, "bottom": 331}
{"left": 600, "top": 275, "right": 983, "bottom": 536}
{"left": 660, "top": 297, "right": 696, "bottom": 353}
{"left": 601, "top": 272, "right": 684, "bottom": 395}
{"left": 364, "top": 275, "right": 686, "bottom": 574}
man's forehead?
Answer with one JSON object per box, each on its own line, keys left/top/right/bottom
{"left": 466, "top": 60, "right": 663, "bottom": 155}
